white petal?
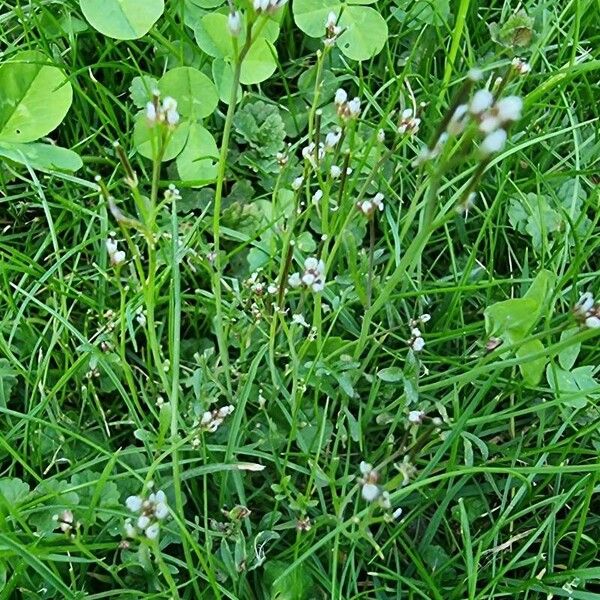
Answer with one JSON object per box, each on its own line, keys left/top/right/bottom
{"left": 145, "top": 522, "right": 160, "bottom": 540}
{"left": 359, "top": 461, "right": 372, "bottom": 475}
{"left": 154, "top": 502, "right": 169, "bottom": 520}
{"left": 480, "top": 129, "right": 507, "bottom": 155}
{"left": 577, "top": 292, "right": 595, "bottom": 312}
{"left": 496, "top": 96, "right": 522, "bottom": 122}
{"left": 334, "top": 88, "right": 347, "bottom": 105}
{"left": 585, "top": 316, "right": 600, "bottom": 329}
{"left": 288, "top": 272, "right": 302, "bottom": 288}
{"left": 125, "top": 495, "right": 143, "bottom": 513}
{"left": 304, "top": 257, "right": 318, "bottom": 270}
{"left": 154, "top": 490, "right": 167, "bottom": 504}
{"left": 137, "top": 515, "right": 150, "bottom": 530}
{"left": 361, "top": 483, "right": 380, "bottom": 502}
{"left": 470, "top": 89, "right": 494, "bottom": 114}
{"left": 411, "top": 337, "right": 425, "bottom": 352}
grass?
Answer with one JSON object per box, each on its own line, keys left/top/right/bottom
{"left": 1, "top": 0, "right": 600, "bottom": 598}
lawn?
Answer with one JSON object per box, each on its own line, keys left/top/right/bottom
{"left": 0, "top": 0, "right": 599, "bottom": 597}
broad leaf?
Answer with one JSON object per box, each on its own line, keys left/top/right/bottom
{"left": 0, "top": 51, "right": 73, "bottom": 143}
{"left": 80, "top": 0, "right": 164, "bottom": 40}
{"left": 158, "top": 67, "right": 218, "bottom": 119}
{"left": 516, "top": 339, "right": 546, "bottom": 386}
{"left": 0, "top": 141, "right": 82, "bottom": 171}
{"left": 133, "top": 116, "right": 190, "bottom": 161}
{"left": 176, "top": 123, "right": 218, "bottom": 185}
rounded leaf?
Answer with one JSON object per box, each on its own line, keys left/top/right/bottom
{"left": 80, "top": 0, "right": 164, "bottom": 40}
{"left": 176, "top": 123, "right": 218, "bottom": 185}
{"left": 294, "top": 0, "right": 342, "bottom": 37}
{"left": 0, "top": 142, "right": 82, "bottom": 172}
{"left": 338, "top": 6, "right": 388, "bottom": 61}
{"left": 158, "top": 67, "right": 218, "bottom": 119}
{"left": 0, "top": 51, "right": 73, "bottom": 143}
{"left": 133, "top": 116, "right": 189, "bottom": 161}
{"left": 194, "top": 13, "right": 234, "bottom": 58}
{"left": 240, "top": 39, "right": 277, "bottom": 85}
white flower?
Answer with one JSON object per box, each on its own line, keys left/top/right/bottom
{"left": 325, "top": 128, "right": 342, "bottom": 149}
{"left": 512, "top": 57, "right": 531, "bottom": 75}
{"left": 145, "top": 101, "right": 157, "bottom": 124}
{"left": 419, "top": 313, "right": 431, "bottom": 323}
{"left": 496, "top": 96, "right": 522, "bottom": 122}
{"left": 162, "top": 97, "right": 177, "bottom": 112}
{"left": 379, "top": 491, "right": 391, "bottom": 509}
{"left": 154, "top": 502, "right": 169, "bottom": 520}
{"left": 361, "top": 483, "right": 380, "bottom": 502}
{"left": 357, "top": 200, "right": 373, "bottom": 215}
{"left": 347, "top": 97, "right": 361, "bottom": 117}
{"left": 125, "top": 495, "right": 143, "bottom": 513}
{"left": 479, "top": 115, "right": 501, "bottom": 134}
{"left": 480, "top": 128, "right": 507, "bottom": 155}
{"left": 468, "top": 68, "right": 483, "bottom": 81}
{"left": 292, "top": 176, "right": 304, "bottom": 191}
{"left": 302, "top": 257, "right": 326, "bottom": 293}
{"left": 372, "top": 193, "right": 384, "bottom": 211}
{"left": 330, "top": 165, "right": 342, "bottom": 179}
{"left": 312, "top": 189, "right": 323, "bottom": 205}
{"left": 326, "top": 11, "right": 337, "bottom": 28}
{"left": 124, "top": 519, "right": 137, "bottom": 538}
{"left": 447, "top": 104, "right": 468, "bottom": 135}
{"left": 145, "top": 522, "right": 160, "bottom": 540}
{"left": 411, "top": 336, "right": 425, "bottom": 352}
{"left": 228, "top": 11, "right": 242, "bottom": 36}
{"left": 585, "top": 316, "right": 600, "bottom": 329}
{"left": 288, "top": 272, "right": 302, "bottom": 288}
{"left": 470, "top": 89, "right": 494, "bottom": 114}
{"left": 408, "top": 410, "right": 425, "bottom": 424}
{"left": 377, "top": 128, "right": 385, "bottom": 143}
{"left": 576, "top": 292, "right": 595, "bottom": 313}
{"left": 392, "top": 507, "right": 403, "bottom": 519}
{"left": 292, "top": 313, "right": 309, "bottom": 327}
{"left": 106, "top": 238, "right": 118, "bottom": 255}
{"left": 398, "top": 108, "right": 420, "bottom": 134}
{"left": 359, "top": 461, "right": 372, "bottom": 475}
{"left": 334, "top": 88, "right": 347, "bottom": 105}
{"left": 111, "top": 250, "right": 126, "bottom": 266}
{"left": 137, "top": 515, "right": 150, "bottom": 530}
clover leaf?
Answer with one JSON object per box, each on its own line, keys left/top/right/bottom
{"left": 293, "top": 0, "right": 388, "bottom": 61}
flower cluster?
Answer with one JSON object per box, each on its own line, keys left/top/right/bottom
{"left": 53, "top": 509, "right": 75, "bottom": 535}
{"left": 511, "top": 57, "right": 531, "bottom": 75}
{"left": 573, "top": 292, "right": 600, "bottom": 329}
{"left": 196, "top": 404, "right": 235, "bottom": 434}
{"left": 302, "top": 141, "right": 325, "bottom": 169}
{"left": 289, "top": 257, "right": 326, "bottom": 293}
{"left": 334, "top": 88, "right": 361, "bottom": 120}
{"left": 106, "top": 236, "right": 126, "bottom": 267}
{"left": 124, "top": 489, "right": 169, "bottom": 541}
{"left": 397, "top": 108, "right": 421, "bottom": 135}
{"left": 146, "top": 92, "right": 180, "bottom": 127}
{"left": 252, "top": 0, "right": 288, "bottom": 13}
{"left": 324, "top": 11, "right": 341, "bottom": 47}
{"left": 408, "top": 313, "right": 430, "bottom": 352}
{"left": 356, "top": 192, "right": 384, "bottom": 218}
{"left": 358, "top": 461, "right": 390, "bottom": 509}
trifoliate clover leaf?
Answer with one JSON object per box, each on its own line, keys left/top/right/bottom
{"left": 488, "top": 9, "right": 534, "bottom": 49}
{"left": 293, "top": 0, "right": 388, "bottom": 61}
{"left": 508, "top": 194, "right": 562, "bottom": 253}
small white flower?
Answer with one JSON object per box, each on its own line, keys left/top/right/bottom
{"left": 146, "top": 101, "right": 157, "bottom": 124}
{"left": 200, "top": 411, "right": 213, "bottom": 426}
{"left": 585, "top": 316, "right": 600, "bottom": 329}
{"left": 411, "top": 336, "right": 425, "bottom": 352}
{"left": 468, "top": 68, "right": 483, "bottom": 81}
{"left": 312, "top": 189, "right": 323, "bottom": 205}
{"left": 470, "top": 89, "right": 494, "bottom": 115}
{"left": 447, "top": 104, "right": 468, "bottom": 135}
{"left": 154, "top": 502, "right": 169, "bottom": 520}
{"left": 398, "top": 108, "right": 420, "bottom": 134}
{"left": 576, "top": 292, "right": 595, "bottom": 313}
{"left": 379, "top": 491, "right": 391, "bottom": 509}
{"left": 137, "top": 515, "right": 151, "bottom": 530}
{"left": 288, "top": 272, "right": 302, "bottom": 288}
{"left": 125, "top": 495, "right": 143, "bottom": 513}
{"left": 496, "top": 96, "right": 522, "bottom": 122}
{"left": 408, "top": 410, "right": 425, "bottom": 424}
{"left": 512, "top": 57, "right": 531, "bottom": 75}
{"left": 154, "top": 490, "right": 167, "bottom": 504}
{"left": 392, "top": 507, "right": 403, "bottom": 519}
{"left": 330, "top": 165, "right": 342, "bottom": 179}
{"left": 480, "top": 128, "right": 507, "bottom": 155}
{"left": 302, "top": 257, "right": 326, "bottom": 293}
{"left": 145, "top": 522, "right": 160, "bottom": 540}
{"left": 479, "top": 115, "right": 501, "bottom": 134}
{"left": 124, "top": 519, "right": 137, "bottom": 538}
{"left": 372, "top": 193, "right": 384, "bottom": 211}
{"left": 106, "top": 238, "right": 118, "bottom": 255}
{"left": 377, "top": 128, "right": 385, "bottom": 143}
{"left": 419, "top": 313, "right": 431, "bottom": 323}
{"left": 162, "top": 97, "right": 177, "bottom": 112}
{"left": 334, "top": 88, "right": 347, "bottom": 105}
{"left": 292, "top": 313, "right": 310, "bottom": 327}
{"left": 361, "top": 483, "right": 380, "bottom": 502}
{"left": 111, "top": 250, "right": 126, "bottom": 266}
{"left": 292, "top": 176, "right": 304, "bottom": 191}
{"left": 359, "top": 461, "right": 372, "bottom": 475}
{"left": 325, "top": 128, "right": 342, "bottom": 149}
{"left": 217, "top": 405, "right": 234, "bottom": 418}
{"left": 227, "top": 11, "right": 242, "bottom": 37}
{"left": 357, "top": 200, "right": 373, "bottom": 216}
{"left": 347, "top": 97, "right": 361, "bottom": 117}
{"left": 326, "top": 11, "right": 337, "bottom": 28}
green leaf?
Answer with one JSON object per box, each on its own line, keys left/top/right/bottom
{"left": 158, "top": 67, "right": 218, "bottom": 119}
{"left": 240, "top": 38, "right": 278, "bottom": 85}
{"left": 0, "top": 478, "right": 30, "bottom": 505}
{"left": 0, "top": 141, "right": 82, "bottom": 171}
{"left": 377, "top": 367, "right": 403, "bottom": 382}
{"left": 293, "top": 0, "right": 388, "bottom": 60}
{"left": 80, "top": 0, "right": 164, "bottom": 40}
{"left": 558, "top": 328, "right": 581, "bottom": 371}
{"left": 0, "top": 51, "right": 73, "bottom": 143}
{"left": 392, "top": 0, "right": 450, "bottom": 27}
{"left": 129, "top": 75, "right": 159, "bottom": 108}
{"left": 546, "top": 365, "right": 599, "bottom": 409}
{"left": 133, "top": 115, "right": 190, "bottom": 161}
{"left": 176, "top": 122, "right": 218, "bottom": 185}
{"left": 233, "top": 100, "right": 286, "bottom": 158}
{"left": 194, "top": 12, "right": 234, "bottom": 58}
{"left": 212, "top": 58, "right": 242, "bottom": 104}
{"left": 516, "top": 339, "right": 546, "bottom": 386}
{"left": 28, "top": 479, "right": 79, "bottom": 533}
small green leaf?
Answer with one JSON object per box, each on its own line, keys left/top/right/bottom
{"left": 377, "top": 367, "right": 403, "bottom": 382}
{"left": 212, "top": 58, "right": 242, "bottom": 104}
{"left": 80, "top": 0, "right": 164, "bottom": 40}
{"left": 516, "top": 339, "right": 546, "bottom": 386}
{"left": 0, "top": 141, "right": 82, "bottom": 172}
{"left": 558, "top": 328, "right": 581, "bottom": 371}
{"left": 158, "top": 67, "right": 218, "bottom": 119}
{"left": 176, "top": 122, "right": 218, "bottom": 185}
{"left": 129, "top": 75, "right": 159, "bottom": 108}
{"left": 194, "top": 12, "right": 234, "bottom": 58}
{"left": 0, "top": 51, "right": 73, "bottom": 143}
{"left": 546, "top": 364, "right": 599, "bottom": 409}
{"left": 0, "top": 478, "right": 30, "bottom": 505}
{"left": 240, "top": 38, "right": 278, "bottom": 85}
{"left": 133, "top": 115, "right": 189, "bottom": 161}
